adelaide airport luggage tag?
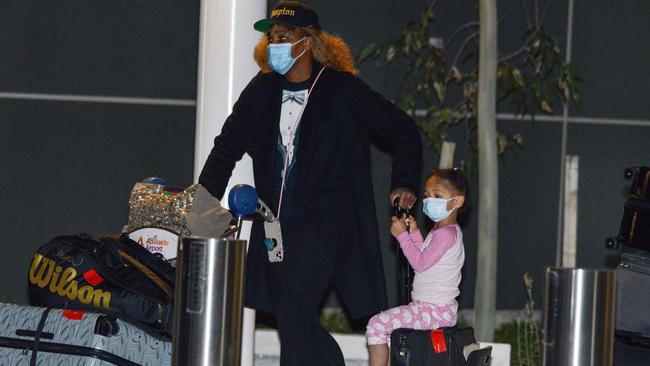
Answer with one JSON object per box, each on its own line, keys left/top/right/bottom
{"left": 264, "top": 220, "right": 284, "bottom": 262}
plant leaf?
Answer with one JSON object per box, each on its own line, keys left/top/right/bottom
{"left": 433, "top": 81, "right": 446, "bottom": 103}
{"left": 540, "top": 100, "right": 553, "bottom": 114}
{"left": 356, "top": 42, "right": 378, "bottom": 64}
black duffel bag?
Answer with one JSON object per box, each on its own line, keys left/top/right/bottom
{"left": 391, "top": 327, "right": 492, "bottom": 366}
{"left": 28, "top": 233, "right": 175, "bottom": 339}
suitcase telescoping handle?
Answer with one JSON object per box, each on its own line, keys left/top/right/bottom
{"left": 394, "top": 197, "right": 413, "bottom": 305}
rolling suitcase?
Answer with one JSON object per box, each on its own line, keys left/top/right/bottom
{"left": 391, "top": 327, "right": 491, "bottom": 366}
{"left": 0, "top": 303, "right": 171, "bottom": 366}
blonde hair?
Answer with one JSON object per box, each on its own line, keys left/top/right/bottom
{"left": 253, "top": 28, "right": 358, "bottom": 75}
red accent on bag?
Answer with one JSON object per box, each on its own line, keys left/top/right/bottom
{"left": 83, "top": 269, "right": 104, "bottom": 286}
{"left": 62, "top": 310, "right": 85, "bottom": 320}
{"left": 430, "top": 329, "right": 447, "bottom": 353}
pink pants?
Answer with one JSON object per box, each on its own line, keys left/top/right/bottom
{"left": 366, "top": 300, "right": 458, "bottom": 345}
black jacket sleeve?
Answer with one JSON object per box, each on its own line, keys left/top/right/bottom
{"left": 344, "top": 74, "right": 423, "bottom": 196}
{"left": 198, "top": 74, "right": 261, "bottom": 200}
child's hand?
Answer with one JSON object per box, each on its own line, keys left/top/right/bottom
{"left": 390, "top": 216, "right": 408, "bottom": 237}
{"left": 403, "top": 215, "right": 419, "bottom": 233}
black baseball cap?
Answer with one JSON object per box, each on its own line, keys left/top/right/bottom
{"left": 254, "top": 1, "right": 321, "bottom": 33}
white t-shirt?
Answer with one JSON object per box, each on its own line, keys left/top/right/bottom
{"left": 279, "top": 89, "right": 308, "bottom": 170}
{"left": 397, "top": 224, "right": 465, "bottom": 305}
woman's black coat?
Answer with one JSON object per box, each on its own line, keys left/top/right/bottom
{"left": 199, "top": 65, "right": 422, "bottom": 319}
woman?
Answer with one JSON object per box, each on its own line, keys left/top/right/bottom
{"left": 199, "top": 2, "right": 422, "bottom": 365}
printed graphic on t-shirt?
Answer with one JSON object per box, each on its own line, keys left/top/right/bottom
{"left": 279, "top": 89, "right": 308, "bottom": 174}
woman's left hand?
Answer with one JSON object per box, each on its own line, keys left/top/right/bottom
{"left": 390, "top": 187, "right": 417, "bottom": 209}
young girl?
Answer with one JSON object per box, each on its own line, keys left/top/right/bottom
{"left": 366, "top": 168, "right": 469, "bottom": 366}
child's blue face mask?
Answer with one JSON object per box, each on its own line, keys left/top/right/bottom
{"left": 267, "top": 37, "right": 307, "bottom": 75}
{"left": 422, "top": 197, "right": 457, "bottom": 222}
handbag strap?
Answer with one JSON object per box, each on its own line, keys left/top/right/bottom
{"left": 119, "top": 250, "right": 174, "bottom": 301}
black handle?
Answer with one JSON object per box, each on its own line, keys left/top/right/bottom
{"left": 544, "top": 270, "right": 559, "bottom": 344}
{"left": 393, "top": 196, "right": 401, "bottom": 217}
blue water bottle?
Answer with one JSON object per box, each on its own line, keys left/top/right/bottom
{"left": 228, "top": 184, "right": 258, "bottom": 238}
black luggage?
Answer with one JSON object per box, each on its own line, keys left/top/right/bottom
{"left": 28, "top": 234, "right": 175, "bottom": 339}
{"left": 613, "top": 166, "right": 650, "bottom": 251}
{"left": 605, "top": 166, "right": 650, "bottom": 365}
{"left": 614, "top": 250, "right": 650, "bottom": 365}
{"left": 391, "top": 327, "right": 491, "bottom": 366}
{"left": 616, "top": 251, "right": 650, "bottom": 336}
{"left": 614, "top": 336, "right": 650, "bottom": 366}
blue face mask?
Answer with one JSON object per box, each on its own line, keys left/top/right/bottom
{"left": 267, "top": 37, "right": 307, "bottom": 75}
{"left": 422, "top": 197, "right": 457, "bottom": 222}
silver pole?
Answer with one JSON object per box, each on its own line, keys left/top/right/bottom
{"left": 172, "top": 237, "right": 247, "bottom": 366}
{"left": 542, "top": 267, "right": 616, "bottom": 366}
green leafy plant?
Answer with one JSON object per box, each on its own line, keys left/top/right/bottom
{"left": 494, "top": 273, "right": 541, "bottom": 366}
{"left": 320, "top": 309, "right": 364, "bottom": 334}
{"left": 357, "top": 0, "right": 581, "bottom": 167}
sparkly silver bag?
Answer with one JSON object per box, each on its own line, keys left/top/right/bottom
{"left": 122, "top": 183, "right": 233, "bottom": 239}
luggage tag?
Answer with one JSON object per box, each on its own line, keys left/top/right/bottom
{"left": 430, "top": 329, "right": 447, "bottom": 353}
{"left": 264, "top": 220, "right": 284, "bottom": 263}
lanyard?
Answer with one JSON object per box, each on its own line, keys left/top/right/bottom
{"left": 276, "top": 66, "right": 326, "bottom": 220}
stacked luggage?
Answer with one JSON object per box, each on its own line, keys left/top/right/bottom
{"left": 0, "top": 233, "right": 175, "bottom": 365}
{"left": 0, "top": 180, "right": 236, "bottom": 365}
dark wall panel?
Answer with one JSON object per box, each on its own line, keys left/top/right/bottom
{"left": 495, "top": 120, "right": 563, "bottom": 308}
{"left": 0, "top": 1, "right": 199, "bottom": 98}
{"left": 0, "top": 100, "right": 195, "bottom": 303}
{"left": 566, "top": 124, "right": 650, "bottom": 268}
{"left": 571, "top": 0, "right": 650, "bottom": 119}
{"left": 304, "top": 0, "right": 423, "bottom": 99}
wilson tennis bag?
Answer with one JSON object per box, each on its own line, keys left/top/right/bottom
{"left": 28, "top": 234, "right": 175, "bottom": 339}
{"left": 391, "top": 327, "right": 492, "bottom": 366}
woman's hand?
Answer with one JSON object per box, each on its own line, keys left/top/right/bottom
{"left": 390, "top": 216, "right": 408, "bottom": 238}
{"left": 390, "top": 187, "right": 416, "bottom": 209}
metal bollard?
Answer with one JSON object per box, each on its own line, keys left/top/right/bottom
{"left": 541, "top": 267, "right": 616, "bottom": 366}
{"left": 172, "top": 237, "right": 247, "bottom": 366}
